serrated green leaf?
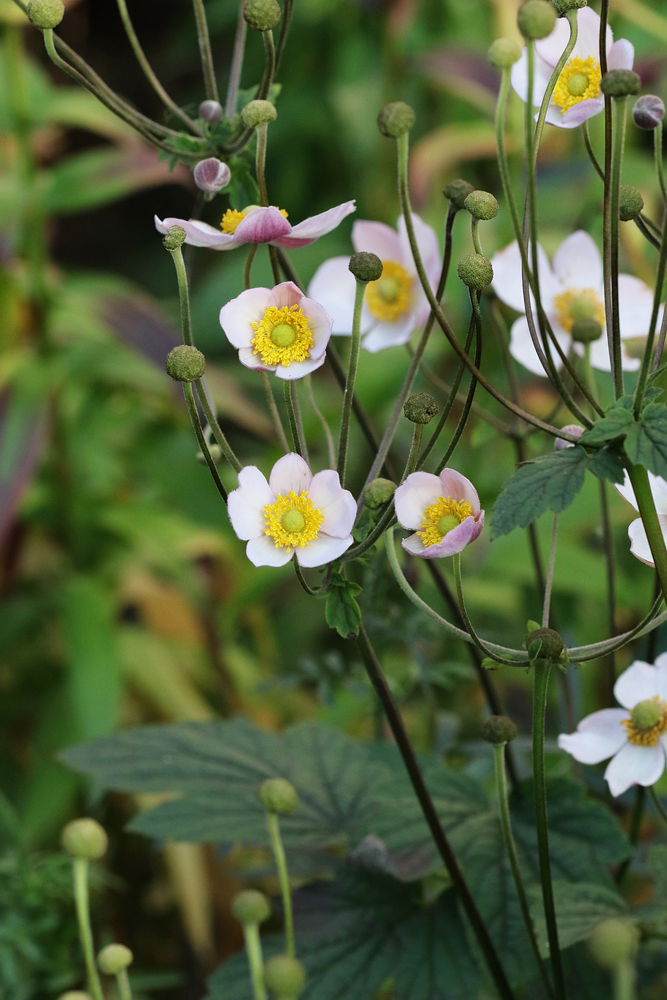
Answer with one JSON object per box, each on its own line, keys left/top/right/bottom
{"left": 325, "top": 577, "right": 362, "bottom": 638}
{"left": 580, "top": 406, "right": 633, "bottom": 445}
{"left": 587, "top": 444, "right": 625, "bottom": 483}
{"left": 625, "top": 403, "right": 667, "bottom": 479}
{"left": 529, "top": 881, "right": 628, "bottom": 957}
{"left": 491, "top": 448, "right": 587, "bottom": 538}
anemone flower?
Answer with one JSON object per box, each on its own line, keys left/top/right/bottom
{"left": 559, "top": 656, "right": 667, "bottom": 796}
{"left": 511, "top": 7, "right": 634, "bottom": 129}
{"left": 227, "top": 454, "right": 356, "bottom": 568}
{"left": 615, "top": 470, "right": 667, "bottom": 567}
{"left": 154, "top": 200, "right": 356, "bottom": 250}
{"left": 491, "top": 231, "right": 657, "bottom": 375}
{"left": 219, "top": 281, "right": 332, "bottom": 380}
{"left": 307, "top": 214, "right": 440, "bottom": 353}
{"left": 393, "top": 468, "right": 484, "bottom": 558}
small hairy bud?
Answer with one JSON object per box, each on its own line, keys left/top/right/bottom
{"left": 61, "top": 818, "right": 108, "bottom": 860}
{"left": 27, "top": 0, "right": 64, "bottom": 29}
{"left": 457, "top": 253, "right": 493, "bottom": 290}
{"left": 97, "top": 944, "right": 133, "bottom": 975}
{"left": 554, "top": 424, "right": 584, "bottom": 450}
{"left": 464, "top": 190, "right": 499, "bottom": 221}
{"left": 517, "top": 1, "right": 556, "bottom": 40}
{"left": 258, "top": 777, "right": 299, "bottom": 814}
{"left": 162, "top": 225, "right": 187, "bottom": 251}
{"left": 525, "top": 626, "right": 565, "bottom": 661}
{"left": 199, "top": 99, "right": 223, "bottom": 123}
{"left": 364, "top": 478, "right": 396, "bottom": 509}
{"left": 243, "top": 0, "right": 281, "bottom": 31}
{"left": 231, "top": 889, "right": 271, "bottom": 925}
{"left": 571, "top": 318, "right": 602, "bottom": 343}
{"left": 264, "top": 955, "right": 307, "bottom": 998}
{"left": 241, "top": 99, "right": 278, "bottom": 128}
{"left": 588, "top": 919, "right": 639, "bottom": 969}
{"left": 443, "top": 178, "right": 475, "bottom": 210}
{"left": 633, "top": 94, "right": 665, "bottom": 130}
{"left": 480, "top": 715, "right": 518, "bottom": 745}
{"left": 601, "top": 70, "right": 641, "bottom": 98}
{"left": 619, "top": 184, "right": 644, "bottom": 222}
{"left": 193, "top": 158, "right": 230, "bottom": 194}
{"left": 349, "top": 251, "right": 383, "bottom": 283}
{"left": 487, "top": 38, "right": 522, "bottom": 69}
{"left": 166, "top": 345, "right": 206, "bottom": 382}
{"left": 550, "top": 0, "right": 588, "bottom": 13}
{"left": 403, "top": 392, "right": 439, "bottom": 425}
{"left": 377, "top": 102, "right": 415, "bottom": 138}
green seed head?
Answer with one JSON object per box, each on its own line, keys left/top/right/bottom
{"left": 551, "top": 0, "right": 588, "bottom": 12}
{"left": 571, "top": 318, "right": 602, "bottom": 344}
{"left": 443, "top": 178, "right": 475, "bottom": 210}
{"left": 376, "top": 102, "right": 415, "bottom": 138}
{"left": 403, "top": 392, "right": 439, "bottom": 425}
{"left": 364, "top": 478, "right": 397, "bottom": 509}
{"left": 258, "top": 777, "right": 299, "bottom": 814}
{"left": 241, "top": 99, "right": 278, "bottom": 128}
{"left": 97, "top": 944, "right": 133, "bottom": 975}
{"left": 464, "top": 190, "right": 499, "bottom": 221}
{"left": 349, "top": 251, "right": 383, "bottom": 283}
{"left": 525, "top": 627, "right": 565, "bottom": 661}
{"left": 61, "top": 818, "right": 108, "bottom": 861}
{"left": 231, "top": 889, "right": 271, "bottom": 925}
{"left": 588, "top": 919, "right": 639, "bottom": 969}
{"left": 487, "top": 38, "right": 522, "bottom": 69}
{"left": 619, "top": 184, "right": 644, "bottom": 222}
{"left": 517, "top": 1, "right": 557, "bottom": 40}
{"left": 601, "top": 69, "right": 642, "bottom": 98}
{"left": 264, "top": 955, "right": 307, "bottom": 998}
{"left": 480, "top": 715, "right": 519, "bottom": 745}
{"left": 457, "top": 253, "right": 493, "bottom": 290}
{"left": 165, "top": 345, "right": 206, "bottom": 382}
{"left": 243, "top": 0, "right": 281, "bottom": 31}
{"left": 162, "top": 225, "right": 187, "bottom": 251}
{"left": 27, "top": 0, "right": 64, "bottom": 29}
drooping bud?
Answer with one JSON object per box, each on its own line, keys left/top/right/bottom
{"left": 377, "top": 102, "right": 415, "bottom": 138}
{"left": 231, "top": 889, "right": 271, "bottom": 925}
{"left": 243, "top": 0, "right": 281, "bottom": 30}
{"left": 61, "top": 818, "right": 108, "bottom": 860}
{"left": 480, "top": 715, "right": 518, "bottom": 745}
{"left": 349, "top": 251, "right": 383, "bottom": 283}
{"left": 364, "top": 478, "right": 396, "bottom": 509}
{"left": 554, "top": 424, "right": 584, "bottom": 450}
{"left": 443, "top": 179, "right": 475, "bottom": 210}
{"left": 199, "top": 99, "right": 223, "bottom": 123}
{"left": 633, "top": 94, "right": 665, "bottom": 130}
{"left": 517, "top": 1, "right": 557, "bottom": 40}
{"left": 601, "top": 70, "right": 641, "bottom": 99}
{"left": 619, "top": 184, "right": 644, "bottom": 221}
{"left": 487, "top": 38, "right": 522, "bottom": 69}
{"left": 264, "top": 955, "right": 307, "bottom": 999}
{"left": 571, "top": 318, "right": 602, "bottom": 343}
{"left": 166, "top": 345, "right": 206, "bottom": 382}
{"left": 464, "top": 190, "right": 499, "bottom": 221}
{"left": 525, "top": 626, "right": 565, "bottom": 661}
{"left": 27, "top": 0, "right": 64, "bottom": 29}
{"left": 457, "top": 253, "right": 493, "bottom": 290}
{"left": 162, "top": 225, "right": 187, "bottom": 251}
{"left": 97, "top": 944, "right": 133, "bottom": 975}
{"left": 193, "top": 158, "right": 231, "bottom": 194}
{"left": 258, "top": 777, "right": 299, "bottom": 814}
{"left": 241, "top": 99, "right": 278, "bottom": 129}
{"left": 403, "top": 392, "right": 439, "bottom": 425}
{"left": 588, "top": 919, "right": 639, "bottom": 969}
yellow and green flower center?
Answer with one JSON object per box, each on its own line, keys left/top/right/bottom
{"left": 365, "top": 260, "right": 413, "bottom": 322}
{"left": 251, "top": 304, "right": 314, "bottom": 367}
{"left": 220, "top": 205, "right": 289, "bottom": 235}
{"left": 553, "top": 287, "right": 605, "bottom": 334}
{"left": 263, "top": 491, "right": 324, "bottom": 549}
{"left": 622, "top": 696, "right": 667, "bottom": 747}
{"left": 417, "top": 496, "right": 473, "bottom": 548}
{"left": 552, "top": 56, "right": 602, "bottom": 115}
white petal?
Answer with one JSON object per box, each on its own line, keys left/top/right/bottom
{"left": 615, "top": 471, "right": 637, "bottom": 510}
{"left": 617, "top": 274, "right": 654, "bottom": 337}
{"left": 587, "top": 333, "right": 612, "bottom": 373}
{"left": 219, "top": 287, "right": 275, "bottom": 348}
{"left": 299, "top": 297, "right": 333, "bottom": 355}
{"left": 352, "top": 220, "right": 402, "bottom": 261}
{"left": 280, "top": 200, "right": 356, "bottom": 246}
{"left": 397, "top": 214, "right": 440, "bottom": 285}
{"left": 490, "top": 240, "right": 556, "bottom": 315}
{"left": 245, "top": 535, "right": 293, "bottom": 567}
{"left": 607, "top": 39, "right": 634, "bottom": 72}
{"left": 604, "top": 742, "right": 666, "bottom": 797}
{"left": 308, "top": 471, "right": 356, "bottom": 537}
{"left": 555, "top": 98, "right": 605, "bottom": 129}
{"left": 227, "top": 467, "right": 274, "bottom": 540}
{"left": 438, "top": 469, "right": 480, "bottom": 511}
{"left": 511, "top": 48, "right": 554, "bottom": 104}
{"left": 628, "top": 517, "right": 658, "bottom": 567}
{"left": 573, "top": 7, "right": 610, "bottom": 58}
{"left": 154, "top": 216, "right": 231, "bottom": 249}
{"left": 552, "top": 231, "right": 603, "bottom": 291}
{"left": 237, "top": 345, "right": 268, "bottom": 371}
{"left": 296, "top": 533, "right": 353, "bottom": 568}
{"left": 307, "top": 257, "right": 362, "bottom": 336}
{"left": 535, "top": 16, "right": 577, "bottom": 66}
{"left": 269, "top": 453, "right": 312, "bottom": 496}
{"left": 509, "top": 316, "right": 570, "bottom": 376}
{"left": 271, "top": 281, "right": 304, "bottom": 309}
{"left": 361, "top": 312, "right": 419, "bottom": 353}
{"left": 557, "top": 708, "right": 628, "bottom": 763}
{"left": 274, "top": 355, "right": 325, "bottom": 380}
{"left": 394, "top": 472, "right": 440, "bottom": 529}
{"left": 614, "top": 660, "right": 663, "bottom": 709}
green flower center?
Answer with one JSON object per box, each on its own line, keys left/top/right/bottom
{"left": 567, "top": 73, "right": 590, "bottom": 97}
{"left": 281, "top": 509, "right": 306, "bottom": 533}
{"left": 271, "top": 323, "right": 297, "bottom": 347}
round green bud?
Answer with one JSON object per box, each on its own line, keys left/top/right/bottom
{"left": 162, "top": 225, "right": 187, "bottom": 251}
{"left": 258, "top": 777, "right": 299, "bottom": 814}
{"left": 619, "top": 184, "right": 644, "bottom": 222}
{"left": 403, "top": 392, "right": 439, "bottom": 425}
{"left": 443, "top": 179, "right": 475, "bottom": 211}
{"left": 633, "top": 94, "right": 665, "bottom": 130}
{"left": 630, "top": 698, "right": 663, "bottom": 731}
{"left": 231, "top": 889, "right": 271, "bottom": 926}
{"left": 457, "top": 253, "right": 493, "bottom": 290}
{"left": 601, "top": 70, "right": 641, "bottom": 99}
{"left": 364, "top": 478, "right": 396, "bottom": 509}
{"left": 525, "top": 627, "right": 565, "bottom": 661}
{"left": 480, "top": 715, "right": 518, "bottom": 745}
{"left": 517, "top": 1, "right": 557, "bottom": 40}
{"left": 571, "top": 318, "right": 602, "bottom": 344}
{"left": 57, "top": 993, "right": 94, "bottom": 1000}
{"left": 97, "top": 944, "right": 133, "bottom": 975}
{"left": 487, "top": 38, "right": 522, "bottom": 69}
{"left": 349, "top": 251, "right": 383, "bottom": 283}
{"left": 243, "top": 0, "right": 281, "bottom": 31}
{"left": 550, "top": 0, "right": 588, "bottom": 13}
{"left": 241, "top": 100, "right": 278, "bottom": 129}
{"left": 464, "top": 190, "right": 499, "bottom": 221}
{"left": 376, "top": 102, "right": 415, "bottom": 138}
{"left": 264, "top": 955, "right": 307, "bottom": 998}
{"left": 165, "top": 345, "right": 206, "bottom": 383}
{"left": 61, "top": 818, "right": 108, "bottom": 861}
{"left": 27, "top": 0, "right": 64, "bottom": 29}
{"left": 588, "top": 919, "right": 639, "bottom": 969}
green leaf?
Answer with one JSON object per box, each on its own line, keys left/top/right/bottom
{"left": 625, "top": 403, "right": 667, "bottom": 479}
{"left": 325, "top": 575, "right": 362, "bottom": 638}
{"left": 529, "top": 881, "right": 628, "bottom": 957}
{"left": 579, "top": 406, "right": 634, "bottom": 445}
{"left": 491, "top": 448, "right": 588, "bottom": 538}
{"left": 226, "top": 157, "right": 260, "bottom": 211}
{"left": 587, "top": 444, "right": 625, "bottom": 483}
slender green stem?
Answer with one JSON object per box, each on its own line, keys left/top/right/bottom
{"left": 304, "top": 375, "right": 336, "bottom": 467}
{"left": 453, "top": 553, "right": 525, "bottom": 665}
{"left": 225, "top": 2, "right": 247, "bottom": 119}
{"left": 194, "top": 379, "right": 242, "bottom": 472}
{"left": 243, "top": 923, "right": 267, "bottom": 1000}
{"left": 615, "top": 786, "right": 645, "bottom": 885}
{"left": 256, "top": 123, "right": 270, "bottom": 206}
{"left": 343, "top": 504, "right": 397, "bottom": 562}
{"left": 292, "top": 558, "right": 331, "bottom": 597}
{"left": 258, "top": 30, "right": 276, "bottom": 101}
{"left": 494, "top": 66, "right": 522, "bottom": 244}
{"left": 337, "top": 278, "right": 365, "bottom": 486}
{"left": 634, "top": 196, "right": 667, "bottom": 412}
{"left": 435, "top": 293, "right": 482, "bottom": 472}
{"left": 635, "top": 215, "right": 662, "bottom": 252}
{"left": 541, "top": 514, "right": 559, "bottom": 628}
{"left": 609, "top": 96, "right": 629, "bottom": 398}
{"left": 191, "top": 0, "right": 219, "bottom": 101}
{"left": 652, "top": 299, "right": 667, "bottom": 371}
{"left": 419, "top": 312, "right": 476, "bottom": 470}
{"left": 275, "top": 0, "right": 293, "bottom": 69}
{"left": 403, "top": 424, "right": 423, "bottom": 478}
{"left": 649, "top": 786, "right": 667, "bottom": 829}
{"left": 582, "top": 120, "right": 604, "bottom": 180}
{"left": 262, "top": 372, "right": 290, "bottom": 452}
{"left": 599, "top": 480, "right": 617, "bottom": 702}
{"left": 73, "top": 858, "right": 104, "bottom": 1000}
{"left": 266, "top": 812, "right": 295, "bottom": 957}
{"left": 244, "top": 244, "right": 259, "bottom": 290}
{"left": 626, "top": 464, "right": 667, "bottom": 602}
{"left": 655, "top": 123, "right": 667, "bottom": 204}
{"left": 284, "top": 380, "right": 307, "bottom": 458}
{"left": 613, "top": 961, "right": 636, "bottom": 1000}
{"left": 183, "top": 384, "right": 228, "bottom": 502}
{"left": 169, "top": 245, "right": 193, "bottom": 347}
{"left": 116, "top": 968, "right": 133, "bottom": 1000}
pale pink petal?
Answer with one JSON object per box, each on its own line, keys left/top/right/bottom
{"left": 307, "top": 257, "right": 362, "bottom": 336}
{"left": 276, "top": 200, "right": 356, "bottom": 248}
{"left": 362, "top": 311, "right": 419, "bottom": 353}
{"left": 510, "top": 49, "right": 554, "bottom": 105}
{"left": 308, "top": 471, "right": 356, "bottom": 537}
{"left": 607, "top": 39, "right": 634, "bottom": 72}
{"left": 552, "top": 231, "right": 603, "bottom": 291}
{"left": 614, "top": 660, "right": 663, "bottom": 709}
{"left": 269, "top": 453, "right": 312, "bottom": 496}
{"left": 627, "top": 517, "right": 667, "bottom": 567}
{"left": 604, "top": 742, "right": 666, "bottom": 797}
{"left": 237, "top": 345, "right": 269, "bottom": 371}
{"left": 615, "top": 471, "right": 637, "bottom": 511}
{"left": 558, "top": 708, "right": 629, "bottom": 763}
{"left": 587, "top": 334, "right": 612, "bottom": 373}
{"left": 617, "top": 274, "right": 654, "bottom": 337}
{"left": 558, "top": 98, "right": 606, "bottom": 128}
{"left": 401, "top": 515, "right": 481, "bottom": 559}
{"left": 274, "top": 355, "right": 325, "bottom": 380}
{"left": 295, "top": 533, "right": 353, "bottom": 568}
{"left": 490, "top": 240, "right": 557, "bottom": 314}
{"left": 437, "top": 469, "right": 480, "bottom": 511}
{"left": 535, "top": 16, "right": 577, "bottom": 67}
{"left": 154, "top": 216, "right": 231, "bottom": 248}
{"left": 227, "top": 467, "right": 274, "bottom": 540}
{"left": 509, "top": 316, "right": 570, "bottom": 376}
{"left": 245, "top": 535, "right": 293, "bottom": 567}
{"left": 234, "top": 206, "right": 292, "bottom": 245}
{"left": 650, "top": 474, "right": 667, "bottom": 507}
{"left": 397, "top": 214, "right": 440, "bottom": 283}
{"left": 571, "top": 7, "right": 611, "bottom": 59}
{"left": 270, "top": 281, "right": 304, "bottom": 310}
{"left": 299, "top": 298, "right": 334, "bottom": 356}
{"left": 220, "top": 287, "right": 275, "bottom": 348}
{"left": 401, "top": 532, "right": 428, "bottom": 556}
{"left": 394, "top": 472, "right": 440, "bottom": 529}
{"left": 352, "top": 220, "right": 402, "bottom": 262}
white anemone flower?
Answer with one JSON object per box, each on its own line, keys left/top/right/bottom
{"left": 491, "top": 231, "right": 658, "bottom": 375}
{"left": 393, "top": 469, "right": 484, "bottom": 558}
{"left": 219, "top": 281, "right": 332, "bottom": 380}
{"left": 511, "top": 7, "right": 634, "bottom": 129}
{"left": 558, "top": 656, "right": 667, "bottom": 797}
{"left": 307, "top": 214, "right": 440, "bottom": 353}
{"left": 616, "top": 470, "right": 667, "bottom": 567}
{"left": 227, "top": 454, "right": 356, "bottom": 568}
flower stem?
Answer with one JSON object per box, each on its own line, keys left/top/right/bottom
{"left": 613, "top": 961, "right": 636, "bottom": 1000}
{"left": 168, "top": 244, "right": 193, "bottom": 347}
{"left": 263, "top": 372, "right": 290, "bottom": 451}
{"left": 284, "top": 380, "right": 307, "bottom": 458}
{"left": 242, "top": 923, "right": 267, "bottom": 1000}
{"left": 225, "top": 2, "right": 247, "bottom": 119}
{"left": 655, "top": 123, "right": 667, "bottom": 204}
{"left": 609, "top": 95, "right": 629, "bottom": 398}
{"left": 116, "top": 968, "right": 133, "bottom": 1000}
{"left": 183, "top": 383, "right": 228, "bottom": 502}
{"left": 453, "top": 553, "right": 525, "bottom": 665}
{"left": 649, "top": 785, "right": 667, "bottom": 829}
{"left": 72, "top": 858, "right": 104, "bottom": 1000}
{"left": 194, "top": 379, "right": 242, "bottom": 472}
{"left": 626, "top": 464, "right": 667, "bottom": 602}
{"left": 191, "top": 0, "right": 219, "bottom": 102}
{"left": 266, "top": 811, "right": 295, "bottom": 957}
{"left": 634, "top": 191, "right": 667, "bottom": 413}
{"left": 541, "top": 514, "right": 559, "bottom": 628}
{"left": 337, "top": 277, "right": 365, "bottom": 487}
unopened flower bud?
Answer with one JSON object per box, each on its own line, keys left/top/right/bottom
{"left": 243, "top": 0, "right": 281, "bottom": 31}
{"left": 58, "top": 993, "right": 94, "bottom": 1000}
{"left": 457, "top": 253, "right": 493, "bottom": 290}
{"left": 258, "top": 777, "right": 299, "bottom": 814}
{"left": 364, "top": 478, "right": 396, "bottom": 509}
{"left": 464, "top": 190, "right": 499, "bottom": 221}
{"left": 199, "top": 99, "right": 223, "bottom": 123}
{"left": 480, "top": 715, "right": 518, "bottom": 745}
{"left": 197, "top": 443, "right": 222, "bottom": 464}
{"left": 554, "top": 424, "right": 583, "bottom": 450}
{"left": 27, "top": 0, "right": 64, "bottom": 29}
{"left": 377, "top": 102, "right": 415, "bottom": 138}
{"left": 517, "top": 1, "right": 556, "bottom": 40}
{"left": 193, "top": 158, "right": 231, "bottom": 194}
{"left": 550, "top": 0, "right": 588, "bottom": 13}
{"left": 97, "top": 944, "right": 133, "bottom": 975}
{"left": 619, "top": 184, "right": 644, "bottom": 221}
{"left": 162, "top": 226, "right": 187, "bottom": 251}
{"left": 403, "top": 392, "right": 439, "bottom": 425}
{"left": 633, "top": 94, "right": 665, "bottom": 130}
{"left": 166, "top": 345, "right": 205, "bottom": 382}
{"left": 231, "top": 889, "right": 271, "bottom": 925}
{"left": 601, "top": 70, "right": 641, "bottom": 99}
{"left": 525, "top": 626, "right": 565, "bottom": 661}
{"left": 61, "top": 818, "right": 108, "bottom": 860}
{"left": 444, "top": 179, "right": 475, "bottom": 210}
{"left": 264, "top": 955, "right": 307, "bottom": 998}
{"left": 588, "top": 919, "right": 639, "bottom": 969}
{"left": 241, "top": 99, "right": 278, "bottom": 129}
{"left": 349, "top": 251, "right": 382, "bottom": 283}
{"left": 487, "top": 38, "right": 522, "bottom": 69}
{"left": 571, "top": 318, "right": 602, "bottom": 343}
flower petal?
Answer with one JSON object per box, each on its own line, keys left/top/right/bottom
{"left": 490, "top": 240, "right": 557, "bottom": 314}
{"left": 237, "top": 345, "right": 268, "bottom": 371}
{"left": 220, "top": 287, "right": 275, "bottom": 348}
{"left": 627, "top": 516, "right": 667, "bottom": 567}
{"left": 352, "top": 220, "right": 402, "bottom": 262}
{"left": 607, "top": 39, "right": 634, "bottom": 72}
{"left": 234, "top": 206, "right": 293, "bottom": 245}
{"left": 394, "top": 472, "right": 440, "bottom": 529}
{"left": 511, "top": 49, "right": 555, "bottom": 105}
{"left": 558, "top": 708, "right": 628, "bottom": 763}
{"left": 227, "top": 467, "right": 274, "bottom": 540}
{"left": 245, "top": 535, "right": 293, "bottom": 567}
{"left": 274, "top": 355, "right": 325, "bottom": 380}
{"left": 508, "top": 316, "right": 570, "bottom": 375}
{"left": 154, "top": 216, "right": 231, "bottom": 248}
{"left": 614, "top": 660, "right": 664, "bottom": 709}
{"left": 307, "top": 257, "right": 361, "bottom": 336}
{"left": 552, "top": 231, "right": 603, "bottom": 291}
{"left": 438, "top": 469, "right": 480, "bottom": 511}
{"left": 276, "top": 200, "right": 356, "bottom": 248}
{"left": 617, "top": 274, "right": 654, "bottom": 336}
{"left": 269, "top": 453, "right": 312, "bottom": 496}
{"left": 296, "top": 533, "right": 353, "bottom": 568}
{"left": 361, "top": 311, "right": 419, "bottom": 353}
{"left": 270, "top": 281, "right": 304, "bottom": 309}
{"left": 308, "top": 470, "right": 356, "bottom": 537}
{"left": 419, "top": 515, "right": 477, "bottom": 558}
{"left": 397, "top": 214, "right": 440, "bottom": 283}
{"left": 299, "top": 297, "right": 334, "bottom": 356}
{"left": 604, "top": 742, "right": 666, "bottom": 797}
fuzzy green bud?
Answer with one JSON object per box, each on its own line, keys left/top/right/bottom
{"left": 97, "top": 944, "right": 133, "bottom": 975}
{"left": 61, "top": 818, "right": 108, "bottom": 860}
{"left": 403, "top": 392, "right": 439, "bottom": 425}
{"left": 241, "top": 99, "right": 278, "bottom": 128}
{"left": 165, "top": 345, "right": 206, "bottom": 382}
{"left": 58, "top": 994, "right": 94, "bottom": 1000}
{"left": 464, "top": 190, "right": 499, "bottom": 221}
{"left": 571, "top": 318, "right": 602, "bottom": 344}
{"left": 264, "top": 955, "right": 307, "bottom": 998}
{"left": 601, "top": 70, "right": 641, "bottom": 98}
{"left": 633, "top": 94, "right": 665, "bottom": 130}
{"left": 444, "top": 179, "right": 475, "bottom": 210}
{"left": 349, "top": 251, "right": 383, "bottom": 283}
{"left": 550, "top": 0, "right": 588, "bottom": 13}
{"left": 364, "top": 478, "right": 396, "bottom": 509}
{"left": 231, "top": 889, "right": 271, "bottom": 925}
{"left": 588, "top": 919, "right": 639, "bottom": 969}
{"left": 377, "top": 102, "right": 415, "bottom": 138}
{"left": 480, "top": 715, "right": 518, "bottom": 745}
{"left": 243, "top": 0, "right": 281, "bottom": 30}
{"left": 457, "top": 253, "right": 493, "bottom": 290}
{"left": 517, "top": 1, "right": 557, "bottom": 40}
{"left": 619, "top": 184, "right": 644, "bottom": 222}
{"left": 258, "top": 777, "right": 299, "bottom": 814}
{"left": 525, "top": 626, "right": 565, "bottom": 661}
{"left": 27, "top": 0, "right": 64, "bottom": 29}
{"left": 162, "top": 225, "right": 187, "bottom": 251}
{"left": 487, "top": 38, "right": 522, "bottom": 69}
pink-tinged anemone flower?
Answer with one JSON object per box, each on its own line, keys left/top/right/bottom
{"left": 394, "top": 469, "right": 484, "bottom": 558}
{"left": 219, "top": 281, "right": 333, "bottom": 380}
{"left": 227, "top": 453, "right": 356, "bottom": 568}
{"left": 491, "top": 231, "right": 659, "bottom": 376}
{"left": 616, "top": 470, "right": 667, "bottom": 567}
{"left": 307, "top": 214, "right": 440, "bottom": 353}
{"left": 511, "top": 7, "right": 634, "bottom": 129}
{"left": 558, "top": 656, "right": 667, "bottom": 797}
{"left": 154, "top": 200, "right": 356, "bottom": 250}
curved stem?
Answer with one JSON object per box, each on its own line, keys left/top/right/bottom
{"left": 304, "top": 374, "right": 336, "bottom": 468}
{"left": 284, "top": 380, "right": 307, "bottom": 458}
{"left": 262, "top": 372, "right": 290, "bottom": 452}
{"left": 453, "top": 553, "right": 525, "bottom": 665}
{"left": 256, "top": 122, "right": 270, "bottom": 206}
{"left": 169, "top": 245, "right": 193, "bottom": 347}
{"left": 337, "top": 278, "right": 365, "bottom": 486}
{"left": 435, "top": 293, "right": 481, "bottom": 472}
{"left": 116, "top": 969, "right": 133, "bottom": 1000}
{"left": 192, "top": 0, "right": 219, "bottom": 102}
{"left": 73, "top": 858, "right": 104, "bottom": 1000}
{"left": 266, "top": 811, "right": 295, "bottom": 957}
{"left": 183, "top": 384, "right": 228, "bottom": 502}
{"left": 242, "top": 923, "right": 267, "bottom": 1000}
{"left": 655, "top": 123, "right": 667, "bottom": 204}
{"left": 609, "top": 96, "right": 628, "bottom": 397}
{"left": 225, "top": 2, "right": 247, "bottom": 119}
{"left": 634, "top": 192, "right": 667, "bottom": 411}
{"left": 541, "top": 514, "right": 559, "bottom": 628}
{"left": 194, "top": 379, "right": 242, "bottom": 472}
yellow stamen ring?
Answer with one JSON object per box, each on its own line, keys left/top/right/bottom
{"left": 365, "top": 260, "right": 413, "bottom": 322}
{"left": 552, "top": 56, "right": 602, "bottom": 114}
{"left": 251, "top": 304, "right": 315, "bottom": 367}
{"left": 417, "top": 496, "right": 473, "bottom": 548}
{"left": 622, "top": 696, "right": 667, "bottom": 747}
{"left": 553, "top": 287, "right": 605, "bottom": 334}
{"left": 263, "top": 491, "right": 324, "bottom": 549}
